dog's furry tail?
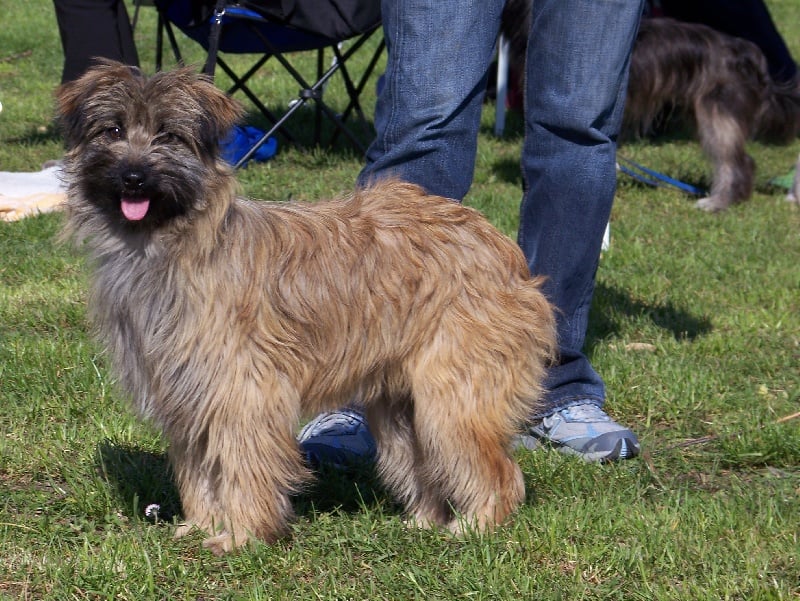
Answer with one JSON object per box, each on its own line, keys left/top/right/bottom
{"left": 756, "top": 80, "right": 800, "bottom": 142}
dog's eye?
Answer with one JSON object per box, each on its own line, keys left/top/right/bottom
{"left": 104, "top": 126, "right": 124, "bottom": 141}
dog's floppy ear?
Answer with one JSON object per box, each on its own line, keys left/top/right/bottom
{"left": 56, "top": 80, "right": 93, "bottom": 149}
{"left": 191, "top": 76, "right": 246, "bottom": 156}
{"left": 56, "top": 60, "right": 144, "bottom": 149}
{"left": 149, "top": 67, "right": 245, "bottom": 158}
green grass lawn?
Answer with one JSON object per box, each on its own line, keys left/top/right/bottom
{"left": 2, "top": 1, "right": 799, "bottom": 599}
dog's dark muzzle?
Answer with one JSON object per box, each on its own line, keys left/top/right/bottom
{"left": 117, "top": 168, "right": 152, "bottom": 221}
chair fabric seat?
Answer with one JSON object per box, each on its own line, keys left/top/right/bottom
{"left": 159, "top": 2, "right": 337, "bottom": 53}
{"left": 150, "top": 0, "right": 385, "bottom": 162}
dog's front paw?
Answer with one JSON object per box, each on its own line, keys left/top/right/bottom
{"left": 201, "top": 530, "right": 249, "bottom": 556}
{"left": 695, "top": 196, "right": 729, "bottom": 212}
{"left": 174, "top": 522, "right": 199, "bottom": 540}
{"left": 174, "top": 518, "right": 223, "bottom": 541}
{"left": 175, "top": 519, "right": 249, "bottom": 554}
{"left": 402, "top": 516, "right": 439, "bottom": 531}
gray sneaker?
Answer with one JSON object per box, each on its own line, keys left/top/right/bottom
{"left": 527, "top": 403, "right": 640, "bottom": 462}
{"left": 297, "top": 408, "right": 376, "bottom": 469}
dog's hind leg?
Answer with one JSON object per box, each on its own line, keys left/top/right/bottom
{"left": 695, "top": 90, "right": 756, "bottom": 211}
{"left": 406, "top": 347, "right": 527, "bottom": 534}
{"left": 365, "top": 398, "right": 452, "bottom": 528}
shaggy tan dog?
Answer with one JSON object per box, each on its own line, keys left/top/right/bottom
{"left": 57, "top": 61, "right": 557, "bottom": 555}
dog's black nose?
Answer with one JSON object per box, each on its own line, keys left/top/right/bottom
{"left": 122, "top": 171, "right": 146, "bottom": 190}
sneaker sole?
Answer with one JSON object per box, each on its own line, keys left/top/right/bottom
{"left": 554, "top": 437, "right": 639, "bottom": 463}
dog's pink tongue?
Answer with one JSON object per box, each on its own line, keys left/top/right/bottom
{"left": 121, "top": 198, "right": 150, "bottom": 221}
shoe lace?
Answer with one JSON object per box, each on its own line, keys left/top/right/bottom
{"left": 562, "top": 403, "right": 610, "bottom": 423}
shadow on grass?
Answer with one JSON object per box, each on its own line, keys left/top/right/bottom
{"left": 491, "top": 150, "right": 712, "bottom": 198}
{"left": 479, "top": 106, "right": 525, "bottom": 141}
{"left": 490, "top": 156, "right": 524, "bottom": 189}
{"left": 95, "top": 438, "right": 389, "bottom": 526}
{"left": 96, "top": 440, "right": 182, "bottom": 523}
{"left": 7, "top": 124, "right": 62, "bottom": 147}
{"left": 587, "top": 282, "right": 713, "bottom": 348}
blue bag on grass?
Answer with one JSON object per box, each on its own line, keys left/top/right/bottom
{"left": 220, "top": 125, "right": 278, "bottom": 166}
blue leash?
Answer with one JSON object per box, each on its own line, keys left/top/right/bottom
{"left": 617, "top": 155, "right": 707, "bottom": 196}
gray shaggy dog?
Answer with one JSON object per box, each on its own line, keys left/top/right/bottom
{"left": 500, "top": 3, "right": 800, "bottom": 211}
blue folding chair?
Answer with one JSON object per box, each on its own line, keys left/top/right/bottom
{"left": 150, "top": 0, "right": 384, "bottom": 165}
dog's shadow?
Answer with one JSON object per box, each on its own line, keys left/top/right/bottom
{"left": 96, "top": 440, "right": 182, "bottom": 523}
{"left": 96, "top": 439, "right": 389, "bottom": 527}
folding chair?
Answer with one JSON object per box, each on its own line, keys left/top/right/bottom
{"left": 151, "top": 0, "right": 384, "bottom": 166}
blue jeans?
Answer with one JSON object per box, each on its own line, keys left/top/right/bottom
{"left": 359, "top": 0, "right": 643, "bottom": 416}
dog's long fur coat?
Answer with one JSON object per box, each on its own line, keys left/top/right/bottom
{"left": 57, "top": 61, "right": 557, "bottom": 555}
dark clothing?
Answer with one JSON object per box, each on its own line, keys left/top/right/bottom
{"left": 54, "top": 0, "right": 140, "bottom": 83}
{"left": 661, "top": 0, "right": 798, "bottom": 84}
